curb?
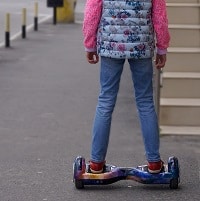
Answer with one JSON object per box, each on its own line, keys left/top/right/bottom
{"left": 0, "top": 15, "right": 52, "bottom": 48}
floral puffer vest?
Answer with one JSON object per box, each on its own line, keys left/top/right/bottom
{"left": 97, "top": 0, "right": 155, "bottom": 59}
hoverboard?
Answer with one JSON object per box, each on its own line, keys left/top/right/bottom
{"left": 73, "top": 156, "right": 180, "bottom": 189}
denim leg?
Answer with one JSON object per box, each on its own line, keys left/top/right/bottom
{"left": 91, "top": 57, "right": 125, "bottom": 162}
{"left": 128, "top": 58, "right": 160, "bottom": 162}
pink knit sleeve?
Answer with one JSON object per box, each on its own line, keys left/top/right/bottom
{"left": 152, "top": 0, "right": 170, "bottom": 54}
{"left": 82, "top": 0, "right": 103, "bottom": 52}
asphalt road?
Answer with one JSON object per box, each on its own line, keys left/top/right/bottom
{"left": 0, "top": 1, "right": 199, "bottom": 200}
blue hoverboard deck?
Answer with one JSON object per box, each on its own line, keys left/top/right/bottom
{"left": 73, "top": 156, "right": 180, "bottom": 189}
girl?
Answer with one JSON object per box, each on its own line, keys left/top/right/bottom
{"left": 83, "top": 0, "right": 170, "bottom": 174}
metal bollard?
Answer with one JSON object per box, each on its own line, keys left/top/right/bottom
{"left": 22, "top": 8, "right": 26, "bottom": 38}
{"left": 34, "top": 2, "right": 38, "bottom": 31}
{"left": 5, "top": 13, "right": 10, "bottom": 47}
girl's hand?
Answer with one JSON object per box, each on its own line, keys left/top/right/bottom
{"left": 155, "top": 54, "right": 167, "bottom": 69}
{"left": 86, "top": 52, "right": 99, "bottom": 64}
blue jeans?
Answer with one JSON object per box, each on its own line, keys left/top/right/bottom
{"left": 91, "top": 57, "right": 160, "bottom": 163}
